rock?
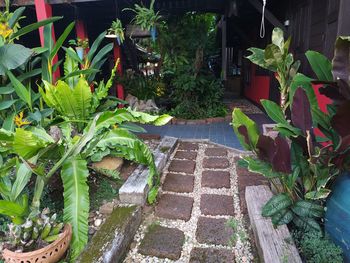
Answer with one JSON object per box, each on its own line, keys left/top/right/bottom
{"left": 99, "top": 202, "right": 114, "bottom": 215}
{"left": 94, "top": 219, "right": 102, "bottom": 227}
{"left": 125, "top": 94, "right": 138, "bottom": 108}
{"left": 91, "top": 156, "right": 124, "bottom": 177}
{"left": 88, "top": 227, "right": 96, "bottom": 235}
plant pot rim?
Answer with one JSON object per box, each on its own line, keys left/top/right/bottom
{"left": 105, "top": 34, "right": 118, "bottom": 39}
{"left": 2, "top": 224, "right": 72, "bottom": 260}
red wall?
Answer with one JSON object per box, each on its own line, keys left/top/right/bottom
{"left": 244, "top": 65, "right": 270, "bottom": 105}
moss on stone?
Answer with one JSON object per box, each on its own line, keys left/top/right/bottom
{"left": 78, "top": 206, "right": 137, "bottom": 263}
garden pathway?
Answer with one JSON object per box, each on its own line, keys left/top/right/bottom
{"left": 124, "top": 141, "right": 267, "bottom": 262}
{"left": 141, "top": 113, "right": 271, "bottom": 150}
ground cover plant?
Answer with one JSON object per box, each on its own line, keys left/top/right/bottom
{"left": 0, "top": 5, "right": 172, "bottom": 262}
{"left": 233, "top": 28, "right": 349, "bottom": 260}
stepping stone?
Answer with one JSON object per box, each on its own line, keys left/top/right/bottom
{"left": 200, "top": 194, "right": 234, "bottom": 216}
{"left": 163, "top": 173, "right": 195, "bottom": 193}
{"left": 201, "top": 170, "right": 230, "bottom": 188}
{"left": 168, "top": 160, "right": 196, "bottom": 174}
{"left": 155, "top": 194, "right": 194, "bottom": 221}
{"left": 178, "top": 142, "right": 199, "bottom": 151}
{"left": 138, "top": 225, "right": 185, "bottom": 260}
{"left": 203, "top": 158, "right": 229, "bottom": 169}
{"left": 196, "top": 217, "right": 233, "bottom": 246}
{"left": 189, "top": 247, "right": 235, "bottom": 263}
{"left": 205, "top": 147, "right": 228, "bottom": 157}
{"left": 174, "top": 151, "right": 197, "bottom": 160}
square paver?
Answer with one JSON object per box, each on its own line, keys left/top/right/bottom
{"left": 203, "top": 158, "right": 229, "bottom": 169}
{"left": 205, "top": 147, "right": 228, "bottom": 157}
{"left": 155, "top": 194, "right": 194, "bottom": 221}
{"left": 189, "top": 247, "right": 234, "bottom": 263}
{"left": 163, "top": 173, "right": 194, "bottom": 193}
{"left": 200, "top": 194, "right": 234, "bottom": 216}
{"left": 196, "top": 217, "right": 233, "bottom": 246}
{"left": 174, "top": 151, "right": 197, "bottom": 160}
{"left": 139, "top": 225, "right": 185, "bottom": 260}
{"left": 178, "top": 142, "right": 199, "bottom": 151}
{"left": 201, "top": 170, "right": 230, "bottom": 188}
{"left": 168, "top": 160, "right": 196, "bottom": 174}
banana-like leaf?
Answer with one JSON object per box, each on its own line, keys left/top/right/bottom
{"left": 0, "top": 99, "right": 17, "bottom": 110}
{"left": 49, "top": 22, "right": 75, "bottom": 61}
{"left": 0, "top": 44, "right": 33, "bottom": 75}
{"left": 8, "top": 7, "right": 26, "bottom": 29}
{"left": 6, "top": 70, "right": 32, "bottom": 110}
{"left": 86, "top": 31, "right": 106, "bottom": 63}
{"left": 61, "top": 157, "right": 89, "bottom": 261}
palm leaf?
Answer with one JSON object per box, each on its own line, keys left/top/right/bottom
{"left": 61, "top": 157, "right": 89, "bottom": 261}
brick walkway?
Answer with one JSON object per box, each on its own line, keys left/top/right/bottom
{"left": 124, "top": 141, "right": 254, "bottom": 263}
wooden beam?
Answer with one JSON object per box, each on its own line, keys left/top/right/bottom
{"left": 248, "top": 0, "right": 286, "bottom": 31}
{"left": 338, "top": 0, "right": 350, "bottom": 35}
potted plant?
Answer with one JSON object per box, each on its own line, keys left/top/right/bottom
{"left": 2, "top": 209, "right": 72, "bottom": 263}
{"left": 68, "top": 37, "right": 89, "bottom": 60}
{"left": 106, "top": 19, "right": 125, "bottom": 45}
{"left": 123, "top": 0, "right": 161, "bottom": 41}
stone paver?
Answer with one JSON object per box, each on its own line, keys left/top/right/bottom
{"left": 189, "top": 247, "right": 235, "bottom": 263}
{"left": 205, "top": 147, "right": 227, "bottom": 157}
{"left": 138, "top": 225, "right": 185, "bottom": 260}
{"left": 196, "top": 217, "right": 233, "bottom": 246}
{"left": 163, "top": 173, "right": 195, "bottom": 193}
{"left": 168, "top": 159, "right": 196, "bottom": 174}
{"left": 178, "top": 142, "right": 199, "bottom": 151}
{"left": 200, "top": 194, "right": 234, "bottom": 216}
{"left": 155, "top": 194, "right": 194, "bottom": 221}
{"left": 201, "top": 170, "right": 230, "bottom": 188}
{"left": 203, "top": 157, "right": 229, "bottom": 169}
{"left": 174, "top": 150, "right": 198, "bottom": 160}
{"left": 125, "top": 142, "right": 254, "bottom": 262}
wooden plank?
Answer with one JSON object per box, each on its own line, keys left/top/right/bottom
{"left": 245, "top": 185, "right": 302, "bottom": 263}
{"left": 247, "top": 0, "right": 286, "bottom": 32}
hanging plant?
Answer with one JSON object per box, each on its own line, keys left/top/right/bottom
{"left": 123, "top": 0, "right": 161, "bottom": 41}
{"left": 68, "top": 37, "right": 89, "bottom": 60}
{"left": 106, "top": 18, "right": 125, "bottom": 45}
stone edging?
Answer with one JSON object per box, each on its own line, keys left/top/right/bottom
{"left": 119, "top": 136, "right": 178, "bottom": 205}
{"left": 171, "top": 115, "right": 232, "bottom": 125}
{"left": 245, "top": 185, "right": 302, "bottom": 263}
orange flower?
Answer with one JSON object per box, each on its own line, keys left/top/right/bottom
{"left": 14, "top": 112, "right": 31, "bottom": 128}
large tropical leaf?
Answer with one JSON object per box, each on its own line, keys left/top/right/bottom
{"left": 49, "top": 22, "right": 75, "bottom": 61}
{"left": 61, "top": 157, "right": 89, "bottom": 261}
{"left": 13, "top": 128, "right": 48, "bottom": 159}
{"left": 86, "top": 31, "right": 106, "bottom": 63}
{"left": 0, "top": 44, "right": 33, "bottom": 75}
{"left": 291, "top": 88, "right": 312, "bottom": 134}
{"left": 262, "top": 193, "right": 293, "bottom": 217}
{"left": 0, "top": 199, "right": 27, "bottom": 218}
{"left": 63, "top": 50, "right": 79, "bottom": 87}
{"left": 72, "top": 78, "right": 92, "bottom": 120}
{"left": 305, "top": 50, "right": 333, "bottom": 81}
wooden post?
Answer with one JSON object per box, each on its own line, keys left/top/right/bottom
{"left": 221, "top": 15, "right": 227, "bottom": 81}
{"left": 337, "top": 0, "right": 350, "bottom": 35}
{"left": 34, "top": 0, "right": 60, "bottom": 80}
{"left": 76, "top": 20, "right": 88, "bottom": 40}
{"left": 113, "top": 43, "right": 124, "bottom": 103}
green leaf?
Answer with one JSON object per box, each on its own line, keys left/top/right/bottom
{"left": 86, "top": 31, "right": 106, "bottom": 63}
{"left": 11, "top": 161, "right": 35, "bottom": 201}
{"left": 90, "top": 43, "right": 113, "bottom": 69}
{"left": 262, "top": 193, "right": 293, "bottom": 217}
{"left": 10, "top": 16, "right": 62, "bottom": 40}
{"left": 13, "top": 128, "right": 48, "bottom": 159}
{"left": 6, "top": 70, "right": 31, "bottom": 109}
{"left": 293, "top": 216, "right": 321, "bottom": 232}
{"left": 0, "top": 199, "right": 27, "bottom": 218}
{"left": 261, "top": 100, "right": 287, "bottom": 124}
{"left": 61, "top": 157, "right": 89, "bottom": 261}
{"left": 292, "top": 200, "right": 324, "bottom": 218}
{"left": 246, "top": 47, "right": 273, "bottom": 71}
{"left": 50, "top": 22, "right": 75, "bottom": 61}
{"left": 232, "top": 108, "right": 260, "bottom": 150}
{"left": 8, "top": 7, "right": 26, "bottom": 29}
{"left": 272, "top": 27, "right": 284, "bottom": 51}
{"left": 0, "top": 99, "right": 17, "bottom": 110}
{"left": 243, "top": 156, "right": 283, "bottom": 178}
{"left": 305, "top": 189, "right": 331, "bottom": 200}
{"left": 271, "top": 209, "right": 293, "bottom": 225}
{"left": 0, "top": 44, "right": 33, "bottom": 75}
{"left": 0, "top": 86, "right": 14, "bottom": 95}
{"left": 305, "top": 50, "right": 333, "bottom": 81}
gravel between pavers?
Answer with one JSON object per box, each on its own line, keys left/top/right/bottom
{"left": 124, "top": 142, "right": 253, "bottom": 263}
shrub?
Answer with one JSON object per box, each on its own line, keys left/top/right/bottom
{"left": 293, "top": 230, "right": 343, "bottom": 263}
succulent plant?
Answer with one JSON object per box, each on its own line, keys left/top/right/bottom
{"left": 6, "top": 208, "right": 63, "bottom": 252}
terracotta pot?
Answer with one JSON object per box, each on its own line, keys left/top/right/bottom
{"left": 2, "top": 224, "right": 72, "bottom": 263}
